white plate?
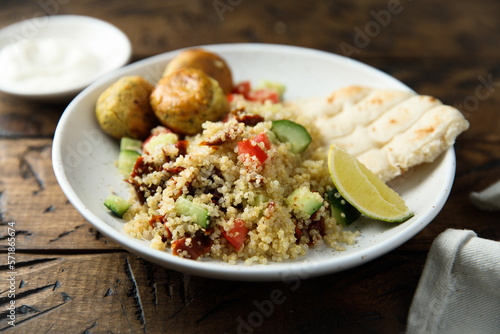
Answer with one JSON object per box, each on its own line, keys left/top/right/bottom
{"left": 52, "top": 44, "right": 455, "bottom": 281}
{"left": 0, "top": 15, "right": 131, "bottom": 101}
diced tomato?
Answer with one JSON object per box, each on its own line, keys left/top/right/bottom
{"left": 171, "top": 235, "right": 213, "bottom": 260}
{"left": 149, "top": 215, "right": 172, "bottom": 241}
{"left": 163, "top": 227, "right": 172, "bottom": 241}
{"left": 264, "top": 201, "right": 276, "bottom": 219}
{"left": 238, "top": 139, "right": 268, "bottom": 165}
{"left": 294, "top": 222, "right": 302, "bottom": 238}
{"left": 237, "top": 132, "right": 272, "bottom": 165}
{"left": 174, "top": 140, "right": 188, "bottom": 156}
{"left": 306, "top": 218, "right": 326, "bottom": 246}
{"left": 222, "top": 219, "right": 248, "bottom": 251}
{"left": 231, "top": 81, "right": 280, "bottom": 104}
{"left": 253, "top": 132, "right": 271, "bottom": 150}
{"left": 232, "top": 81, "right": 251, "bottom": 98}
{"left": 235, "top": 113, "right": 265, "bottom": 126}
{"left": 148, "top": 215, "right": 163, "bottom": 227}
{"left": 130, "top": 156, "right": 160, "bottom": 178}
{"left": 247, "top": 88, "right": 280, "bottom": 104}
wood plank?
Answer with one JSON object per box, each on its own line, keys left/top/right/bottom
{"left": 0, "top": 252, "right": 426, "bottom": 333}
{"left": 0, "top": 253, "right": 145, "bottom": 332}
{"left": 0, "top": 96, "right": 66, "bottom": 138}
{"left": 0, "top": 139, "right": 121, "bottom": 250}
{"left": 0, "top": 0, "right": 500, "bottom": 60}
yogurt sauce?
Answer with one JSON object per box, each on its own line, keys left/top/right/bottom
{"left": 0, "top": 37, "right": 101, "bottom": 93}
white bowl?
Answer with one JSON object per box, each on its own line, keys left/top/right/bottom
{"left": 52, "top": 44, "right": 456, "bottom": 281}
{"left": 0, "top": 15, "right": 131, "bottom": 101}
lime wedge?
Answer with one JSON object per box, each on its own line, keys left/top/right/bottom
{"left": 328, "top": 144, "right": 413, "bottom": 223}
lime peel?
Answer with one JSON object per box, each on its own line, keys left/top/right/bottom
{"left": 328, "top": 144, "right": 414, "bottom": 223}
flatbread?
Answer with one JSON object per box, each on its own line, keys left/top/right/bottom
{"left": 287, "top": 86, "right": 469, "bottom": 182}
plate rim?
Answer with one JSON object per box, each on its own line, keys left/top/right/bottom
{"left": 52, "top": 43, "right": 456, "bottom": 281}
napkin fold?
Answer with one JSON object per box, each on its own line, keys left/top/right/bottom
{"left": 470, "top": 179, "right": 500, "bottom": 211}
{"left": 406, "top": 229, "right": 500, "bottom": 334}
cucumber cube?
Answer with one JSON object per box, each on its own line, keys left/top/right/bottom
{"left": 326, "top": 189, "right": 361, "bottom": 225}
{"left": 143, "top": 133, "right": 178, "bottom": 153}
{"left": 120, "top": 137, "right": 142, "bottom": 153}
{"left": 287, "top": 186, "right": 324, "bottom": 216}
{"left": 118, "top": 150, "right": 140, "bottom": 177}
{"left": 175, "top": 196, "right": 209, "bottom": 228}
{"left": 104, "top": 194, "right": 130, "bottom": 218}
{"left": 248, "top": 193, "right": 269, "bottom": 206}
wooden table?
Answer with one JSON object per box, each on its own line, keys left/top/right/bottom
{"left": 1, "top": 0, "right": 499, "bottom": 333}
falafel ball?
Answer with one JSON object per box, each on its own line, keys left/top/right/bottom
{"left": 150, "top": 68, "right": 229, "bottom": 135}
{"left": 96, "top": 76, "right": 157, "bottom": 139}
{"left": 163, "top": 48, "right": 233, "bottom": 94}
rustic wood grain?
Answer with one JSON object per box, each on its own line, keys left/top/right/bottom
{"left": 1, "top": 0, "right": 500, "bottom": 60}
{"left": 0, "top": 139, "right": 121, "bottom": 250}
{"left": 0, "top": 0, "right": 499, "bottom": 333}
{"left": 0, "top": 251, "right": 425, "bottom": 333}
{"left": 0, "top": 98, "right": 66, "bottom": 138}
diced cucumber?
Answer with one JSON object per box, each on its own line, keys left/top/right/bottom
{"left": 326, "top": 189, "right": 361, "bottom": 225}
{"left": 271, "top": 120, "right": 312, "bottom": 153}
{"left": 120, "top": 137, "right": 142, "bottom": 153}
{"left": 118, "top": 150, "right": 140, "bottom": 177}
{"left": 104, "top": 194, "right": 130, "bottom": 218}
{"left": 257, "top": 80, "right": 286, "bottom": 99}
{"left": 248, "top": 193, "right": 269, "bottom": 206}
{"left": 286, "top": 186, "right": 324, "bottom": 216}
{"left": 174, "top": 196, "right": 209, "bottom": 228}
{"left": 143, "top": 133, "right": 178, "bottom": 153}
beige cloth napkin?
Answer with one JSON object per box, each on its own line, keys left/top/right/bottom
{"left": 406, "top": 229, "right": 500, "bottom": 334}
{"left": 470, "top": 179, "right": 500, "bottom": 211}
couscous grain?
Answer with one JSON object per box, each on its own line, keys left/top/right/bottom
{"left": 122, "top": 95, "right": 359, "bottom": 264}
